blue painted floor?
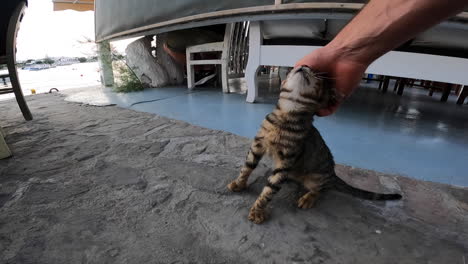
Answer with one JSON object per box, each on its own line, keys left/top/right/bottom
{"left": 73, "top": 80, "right": 468, "bottom": 186}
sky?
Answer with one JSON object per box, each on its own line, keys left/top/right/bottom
{"left": 16, "top": 0, "right": 133, "bottom": 61}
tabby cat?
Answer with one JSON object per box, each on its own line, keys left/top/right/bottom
{"left": 227, "top": 66, "right": 401, "bottom": 224}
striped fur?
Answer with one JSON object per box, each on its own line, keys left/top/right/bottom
{"left": 227, "top": 66, "right": 401, "bottom": 224}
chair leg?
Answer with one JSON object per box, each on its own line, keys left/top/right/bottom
{"left": 440, "top": 83, "right": 452, "bottom": 102}
{"left": 393, "top": 78, "right": 400, "bottom": 92}
{"left": 378, "top": 75, "right": 383, "bottom": 90}
{"left": 381, "top": 76, "right": 390, "bottom": 94}
{"left": 397, "top": 78, "right": 406, "bottom": 96}
{"left": 221, "top": 61, "right": 229, "bottom": 93}
{"left": 186, "top": 51, "right": 195, "bottom": 89}
{"left": 246, "top": 21, "right": 262, "bottom": 103}
{"left": 246, "top": 66, "right": 259, "bottom": 103}
{"left": 7, "top": 60, "right": 32, "bottom": 121}
{"left": 456, "top": 86, "right": 467, "bottom": 105}
{"left": 187, "top": 64, "right": 195, "bottom": 89}
{"left": 455, "top": 84, "right": 462, "bottom": 96}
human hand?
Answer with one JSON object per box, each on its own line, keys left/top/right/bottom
{"left": 295, "top": 46, "right": 369, "bottom": 116}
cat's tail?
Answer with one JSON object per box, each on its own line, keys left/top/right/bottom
{"left": 331, "top": 175, "right": 402, "bottom": 200}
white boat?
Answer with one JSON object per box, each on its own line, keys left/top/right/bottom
{"left": 23, "top": 64, "right": 52, "bottom": 71}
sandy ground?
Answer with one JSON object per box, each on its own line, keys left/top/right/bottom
{"left": 0, "top": 93, "right": 467, "bottom": 264}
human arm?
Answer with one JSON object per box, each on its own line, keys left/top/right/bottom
{"left": 296, "top": 0, "right": 468, "bottom": 116}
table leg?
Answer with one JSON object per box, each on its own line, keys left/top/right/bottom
{"left": 440, "top": 83, "right": 452, "bottom": 102}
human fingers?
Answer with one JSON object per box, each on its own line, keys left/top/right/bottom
{"left": 294, "top": 48, "right": 327, "bottom": 69}
{"left": 316, "top": 103, "right": 340, "bottom": 117}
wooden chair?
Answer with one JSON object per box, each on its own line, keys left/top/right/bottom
{"left": 186, "top": 22, "right": 249, "bottom": 93}
{"left": 0, "top": 0, "right": 32, "bottom": 121}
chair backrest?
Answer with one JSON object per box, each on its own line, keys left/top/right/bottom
{"left": 225, "top": 22, "right": 250, "bottom": 78}
{"left": 4, "top": 1, "right": 27, "bottom": 60}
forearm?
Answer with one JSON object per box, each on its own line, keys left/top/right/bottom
{"left": 329, "top": 0, "right": 468, "bottom": 65}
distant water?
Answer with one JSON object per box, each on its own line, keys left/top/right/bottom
{"left": 0, "top": 62, "right": 101, "bottom": 101}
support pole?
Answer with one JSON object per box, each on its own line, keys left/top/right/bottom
{"left": 98, "top": 41, "right": 114, "bottom": 87}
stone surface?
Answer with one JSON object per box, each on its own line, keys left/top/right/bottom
{"left": 0, "top": 127, "right": 12, "bottom": 159}
{"left": 125, "top": 36, "right": 184, "bottom": 88}
{"left": 0, "top": 93, "right": 467, "bottom": 264}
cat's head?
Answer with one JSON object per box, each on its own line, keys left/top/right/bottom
{"left": 279, "top": 66, "right": 333, "bottom": 112}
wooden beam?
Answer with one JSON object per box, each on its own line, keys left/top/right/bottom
{"left": 53, "top": 0, "right": 94, "bottom": 3}
{"left": 189, "top": 59, "right": 223, "bottom": 65}
{"left": 187, "top": 42, "right": 224, "bottom": 53}
{"left": 53, "top": 2, "right": 94, "bottom": 11}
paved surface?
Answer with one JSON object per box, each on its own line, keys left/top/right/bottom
{"left": 65, "top": 82, "right": 468, "bottom": 186}
{"left": 1, "top": 93, "right": 467, "bottom": 263}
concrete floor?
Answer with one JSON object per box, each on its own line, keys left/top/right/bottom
{"left": 1, "top": 94, "right": 467, "bottom": 263}
{"left": 65, "top": 79, "right": 468, "bottom": 186}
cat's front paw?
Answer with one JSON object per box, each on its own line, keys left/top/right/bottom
{"left": 227, "top": 181, "right": 246, "bottom": 192}
{"left": 248, "top": 207, "right": 267, "bottom": 224}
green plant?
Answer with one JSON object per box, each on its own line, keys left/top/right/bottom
{"left": 78, "top": 57, "right": 87, "bottom": 63}
{"left": 43, "top": 58, "right": 55, "bottom": 64}
{"left": 113, "top": 53, "right": 124, "bottom": 60}
{"left": 113, "top": 62, "right": 144, "bottom": 93}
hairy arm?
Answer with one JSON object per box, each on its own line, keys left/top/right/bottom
{"left": 296, "top": 0, "right": 468, "bottom": 116}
